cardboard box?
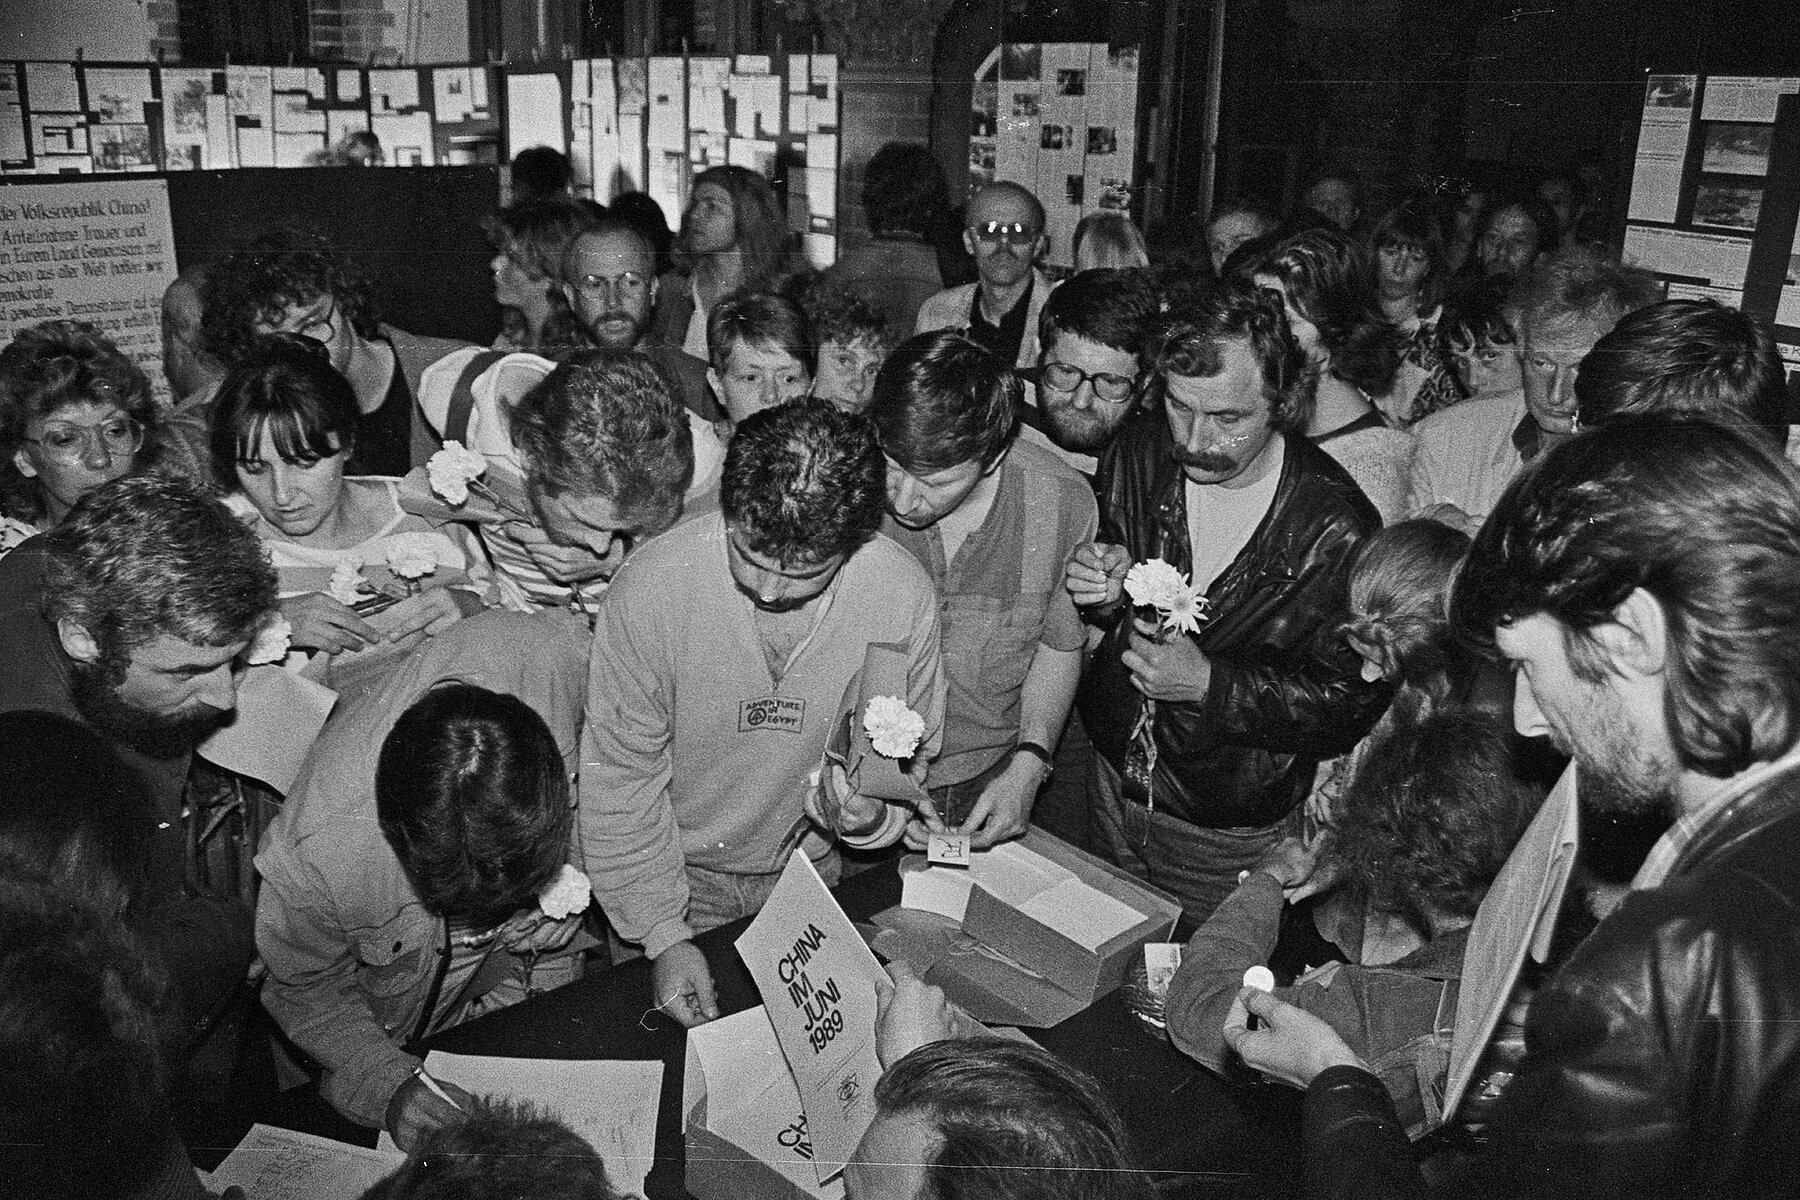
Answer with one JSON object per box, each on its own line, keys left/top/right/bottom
{"left": 684, "top": 1005, "right": 845, "bottom": 1200}
{"left": 871, "top": 828, "right": 1180, "bottom": 1027}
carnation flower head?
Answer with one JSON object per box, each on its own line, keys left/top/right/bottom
{"left": 426, "top": 441, "right": 488, "bottom": 506}
{"left": 0, "top": 516, "right": 37, "bottom": 552}
{"left": 245, "top": 613, "right": 293, "bottom": 666}
{"left": 1161, "top": 584, "right": 1209, "bottom": 636}
{"left": 1124, "top": 559, "right": 1186, "bottom": 611}
{"left": 384, "top": 533, "right": 441, "bottom": 581}
{"left": 328, "top": 562, "right": 373, "bottom": 605}
{"left": 537, "top": 864, "right": 591, "bottom": 920}
{"left": 864, "top": 694, "right": 926, "bottom": 760}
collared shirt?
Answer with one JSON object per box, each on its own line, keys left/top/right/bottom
{"left": 965, "top": 278, "right": 1034, "bottom": 364}
{"left": 1406, "top": 387, "right": 1530, "bottom": 522}
{"left": 882, "top": 438, "right": 1096, "bottom": 785}
{"left": 1630, "top": 743, "right": 1800, "bottom": 891}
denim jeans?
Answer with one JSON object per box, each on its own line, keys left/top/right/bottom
{"left": 1087, "top": 753, "right": 1283, "bottom": 923}
{"left": 685, "top": 850, "right": 843, "bottom": 934}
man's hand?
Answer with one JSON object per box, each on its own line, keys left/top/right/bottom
{"left": 511, "top": 524, "right": 623, "bottom": 585}
{"left": 875, "top": 961, "right": 956, "bottom": 1069}
{"left": 1252, "top": 834, "right": 1335, "bottom": 903}
{"left": 806, "top": 762, "right": 887, "bottom": 838}
{"left": 957, "top": 753, "right": 1047, "bottom": 849}
{"left": 651, "top": 940, "right": 719, "bottom": 1027}
{"left": 901, "top": 794, "right": 949, "bottom": 852}
{"left": 1065, "top": 541, "right": 1130, "bottom": 609}
{"left": 1222, "top": 986, "right": 1367, "bottom": 1089}
{"left": 281, "top": 592, "right": 380, "bottom": 654}
{"left": 1122, "top": 626, "right": 1212, "bottom": 702}
{"left": 368, "top": 586, "right": 475, "bottom": 642}
{"left": 495, "top": 908, "right": 584, "bottom": 956}
{"left": 384, "top": 1070, "right": 477, "bottom": 1152}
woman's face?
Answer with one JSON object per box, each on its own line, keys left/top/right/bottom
{"left": 1376, "top": 241, "right": 1430, "bottom": 299}
{"left": 236, "top": 426, "right": 350, "bottom": 539}
{"left": 711, "top": 340, "right": 811, "bottom": 425}
{"left": 1254, "top": 273, "right": 1323, "bottom": 363}
{"left": 813, "top": 336, "right": 886, "bottom": 414}
{"left": 491, "top": 240, "right": 546, "bottom": 310}
{"left": 11, "top": 399, "right": 141, "bottom": 519}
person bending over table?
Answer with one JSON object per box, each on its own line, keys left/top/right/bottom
{"left": 257, "top": 613, "right": 594, "bottom": 1149}
{"left": 1166, "top": 710, "right": 1538, "bottom": 1136}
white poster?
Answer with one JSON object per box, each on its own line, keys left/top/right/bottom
{"left": 0, "top": 179, "right": 178, "bottom": 399}
{"left": 1627, "top": 75, "right": 1695, "bottom": 224}
{"left": 1082, "top": 43, "right": 1138, "bottom": 215}
{"left": 646, "top": 57, "right": 688, "bottom": 223}
{"left": 1623, "top": 223, "right": 1753, "bottom": 289}
{"left": 1699, "top": 75, "right": 1800, "bottom": 123}
{"left": 1036, "top": 42, "right": 1088, "bottom": 266}
{"left": 505, "top": 72, "right": 566, "bottom": 159}
{"left": 995, "top": 44, "right": 1041, "bottom": 206}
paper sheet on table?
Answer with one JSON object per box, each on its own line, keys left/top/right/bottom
{"left": 1443, "top": 764, "right": 1579, "bottom": 1120}
{"left": 197, "top": 664, "right": 336, "bottom": 794}
{"left": 1018, "top": 878, "right": 1145, "bottom": 949}
{"left": 903, "top": 841, "right": 1142, "bottom": 950}
{"left": 208, "top": 1124, "right": 402, "bottom": 1199}
{"left": 376, "top": 1054, "right": 663, "bottom": 1199}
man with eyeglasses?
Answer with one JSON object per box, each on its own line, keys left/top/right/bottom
{"left": 1022, "top": 268, "right": 1162, "bottom": 477}
{"left": 1408, "top": 247, "right": 1658, "bottom": 532}
{"left": 867, "top": 332, "right": 1096, "bottom": 849}
{"left": 559, "top": 218, "right": 725, "bottom": 425}
{"left": 915, "top": 182, "right": 1057, "bottom": 369}
{"left": 203, "top": 228, "right": 473, "bottom": 477}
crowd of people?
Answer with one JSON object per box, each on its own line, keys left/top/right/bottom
{"left": 3, "top": 138, "right": 1799, "bottom": 1200}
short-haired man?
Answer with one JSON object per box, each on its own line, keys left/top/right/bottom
{"left": 824, "top": 141, "right": 953, "bottom": 341}
{"left": 869, "top": 333, "right": 1097, "bottom": 847}
{"left": 204, "top": 227, "right": 472, "bottom": 476}
{"left": 1301, "top": 172, "right": 1361, "bottom": 233}
{"left": 415, "top": 348, "right": 714, "bottom": 611}
{"left": 257, "top": 613, "right": 594, "bottom": 1144}
{"left": 915, "top": 181, "right": 1056, "bottom": 369}
{"left": 1231, "top": 416, "right": 1800, "bottom": 1199}
{"left": 582, "top": 398, "right": 945, "bottom": 1027}
{"left": 1574, "top": 296, "right": 1791, "bottom": 450}
{"left": 1066, "top": 281, "right": 1387, "bottom": 919}
{"left": 1026, "top": 267, "right": 1162, "bottom": 475}
{"left": 556, "top": 218, "right": 725, "bottom": 424}
{"left": 0, "top": 475, "right": 276, "bottom": 911}
{"left": 847, "top": 1038, "right": 1159, "bottom": 1200}
{"left": 1408, "top": 246, "right": 1658, "bottom": 529}
{"left": 704, "top": 289, "right": 814, "bottom": 426}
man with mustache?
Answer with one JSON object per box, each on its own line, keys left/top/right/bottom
{"left": 915, "top": 182, "right": 1056, "bottom": 370}
{"left": 1066, "top": 280, "right": 1388, "bottom": 920}
{"left": 581, "top": 399, "right": 944, "bottom": 1027}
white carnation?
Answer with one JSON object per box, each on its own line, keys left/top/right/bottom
{"left": 1124, "top": 558, "right": 1187, "bottom": 611}
{"left": 245, "top": 613, "right": 292, "bottom": 666}
{"left": 863, "top": 694, "right": 926, "bottom": 760}
{"left": 537, "top": 864, "right": 591, "bottom": 920}
{"left": 328, "top": 562, "right": 373, "bottom": 605}
{"left": 384, "top": 532, "right": 441, "bottom": 581}
{"left": 426, "top": 441, "right": 488, "bottom": 506}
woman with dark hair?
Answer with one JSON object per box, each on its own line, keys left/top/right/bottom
{"left": 1, "top": 320, "right": 192, "bottom": 543}
{"left": 210, "top": 335, "right": 487, "bottom": 689}
{"left": 258, "top": 630, "right": 596, "bottom": 1149}
{"left": 1255, "top": 229, "right": 1416, "bottom": 520}
{"left": 483, "top": 197, "right": 594, "bottom": 352}
{"left": 1366, "top": 200, "right": 1465, "bottom": 425}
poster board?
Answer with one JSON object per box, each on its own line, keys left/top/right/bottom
{"left": 0, "top": 178, "right": 176, "bottom": 396}
{"left": 1623, "top": 75, "right": 1800, "bottom": 399}
{"left": 970, "top": 43, "right": 1142, "bottom": 268}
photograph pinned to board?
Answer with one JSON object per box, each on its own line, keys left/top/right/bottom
{"left": 92, "top": 123, "right": 155, "bottom": 172}
{"left": 1647, "top": 75, "right": 1696, "bottom": 108}
{"left": 1692, "top": 182, "right": 1763, "bottom": 231}
{"left": 83, "top": 66, "right": 156, "bottom": 124}
{"left": 0, "top": 67, "right": 28, "bottom": 168}
{"left": 1701, "top": 123, "right": 1773, "bottom": 175}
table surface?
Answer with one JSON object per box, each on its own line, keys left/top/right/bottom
{"left": 406, "top": 861, "right": 1301, "bottom": 1199}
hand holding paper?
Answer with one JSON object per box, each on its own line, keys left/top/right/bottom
{"left": 653, "top": 940, "right": 721, "bottom": 1027}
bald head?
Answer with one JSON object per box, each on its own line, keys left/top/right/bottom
{"left": 964, "top": 182, "right": 1048, "bottom": 292}
{"left": 161, "top": 267, "right": 221, "bottom": 401}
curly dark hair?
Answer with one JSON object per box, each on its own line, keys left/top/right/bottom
{"left": 1141, "top": 278, "right": 1312, "bottom": 434}
{"left": 721, "top": 396, "right": 885, "bottom": 566}
{"left": 376, "top": 684, "right": 574, "bottom": 927}
{"left": 0, "top": 869, "right": 176, "bottom": 1200}
{"left": 1257, "top": 227, "right": 1402, "bottom": 396}
{"left": 875, "top": 1038, "right": 1158, "bottom": 1200}
{"left": 42, "top": 474, "right": 277, "bottom": 681}
{"left": 868, "top": 331, "right": 1020, "bottom": 474}
{"left": 1454, "top": 415, "right": 1800, "bottom": 779}
{"left": 509, "top": 349, "right": 694, "bottom": 538}
{"left": 0, "top": 320, "right": 170, "bottom": 523}
{"left": 800, "top": 279, "right": 892, "bottom": 353}
{"left": 860, "top": 142, "right": 952, "bottom": 238}
{"left": 1332, "top": 710, "right": 1538, "bottom": 935}
{"left": 363, "top": 1096, "right": 620, "bottom": 1200}
{"left": 200, "top": 225, "right": 380, "bottom": 369}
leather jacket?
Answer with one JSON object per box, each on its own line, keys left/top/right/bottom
{"left": 1302, "top": 762, "right": 1800, "bottom": 1200}
{"left": 1079, "top": 417, "right": 1390, "bottom": 829}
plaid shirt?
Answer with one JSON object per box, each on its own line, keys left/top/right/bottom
{"left": 1630, "top": 745, "right": 1800, "bottom": 891}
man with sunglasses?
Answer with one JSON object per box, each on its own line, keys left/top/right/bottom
{"left": 916, "top": 182, "right": 1057, "bottom": 369}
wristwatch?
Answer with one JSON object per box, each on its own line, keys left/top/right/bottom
{"left": 1010, "top": 740, "right": 1055, "bottom": 780}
